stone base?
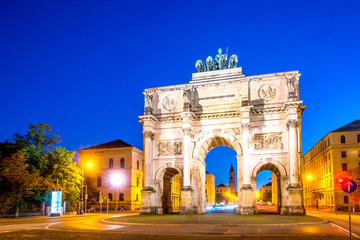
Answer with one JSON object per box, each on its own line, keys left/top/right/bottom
{"left": 280, "top": 206, "right": 306, "bottom": 215}
{"left": 238, "top": 206, "right": 256, "bottom": 215}
{"left": 179, "top": 187, "right": 195, "bottom": 214}
{"left": 140, "top": 188, "right": 157, "bottom": 215}
{"left": 140, "top": 206, "right": 162, "bottom": 215}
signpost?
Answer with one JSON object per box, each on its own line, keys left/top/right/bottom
{"left": 340, "top": 178, "right": 358, "bottom": 240}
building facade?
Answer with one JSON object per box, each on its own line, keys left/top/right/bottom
{"left": 78, "top": 139, "right": 144, "bottom": 211}
{"left": 259, "top": 182, "right": 272, "bottom": 203}
{"left": 140, "top": 50, "right": 305, "bottom": 215}
{"left": 301, "top": 120, "right": 360, "bottom": 211}
{"left": 205, "top": 172, "right": 215, "bottom": 205}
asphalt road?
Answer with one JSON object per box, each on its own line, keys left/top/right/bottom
{"left": 0, "top": 212, "right": 357, "bottom": 239}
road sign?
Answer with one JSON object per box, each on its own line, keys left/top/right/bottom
{"left": 341, "top": 179, "right": 357, "bottom": 193}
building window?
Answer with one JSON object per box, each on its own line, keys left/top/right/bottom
{"left": 136, "top": 194, "right": 139, "bottom": 201}
{"left": 344, "top": 195, "right": 349, "bottom": 204}
{"left": 342, "top": 163, "right": 347, "bottom": 171}
{"left": 341, "top": 135, "right": 346, "bottom": 144}
{"left": 97, "top": 177, "right": 102, "bottom": 187}
{"left": 328, "top": 138, "right": 330, "bottom": 146}
{"left": 358, "top": 150, "right": 360, "bottom": 157}
{"left": 108, "top": 193, "right": 113, "bottom": 201}
{"left": 342, "top": 151, "right": 347, "bottom": 158}
{"left": 120, "top": 158, "right": 125, "bottom": 168}
{"left": 358, "top": 134, "right": 360, "bottom": 143}
{"left": 119, "top": 193, "right": 124, "bottom": 201}
{"left": 137, "top": 160, "right": 139, "bottom": 170}
{"left": 109, "top": 158, "right": 113, "bottom": 168}
{"left": 136, "top": 177, "right": 139, "bottom": 187}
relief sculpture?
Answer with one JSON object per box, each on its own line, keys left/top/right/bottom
{"left": 158, "top": 141, "right": 183, "bottom": 156}
{"left": 254, "top": 133, "right": 283, "bottom": 150}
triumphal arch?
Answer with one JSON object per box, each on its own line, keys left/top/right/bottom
{"left": 139, "top": 49, "right": 306, "bottom": 215}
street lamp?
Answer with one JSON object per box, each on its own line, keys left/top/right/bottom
{"left": 111, "top": 173, "right": 122, "bottom": 212}
{"left": 81, "top": 160, "right": 92, "bottom": 214}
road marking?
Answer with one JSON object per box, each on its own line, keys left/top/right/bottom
{"left": 330, "top": 223, "right": 360, "bottom": 238}
{"left": 44, "top": 222, "right": 61, "bottom": 230}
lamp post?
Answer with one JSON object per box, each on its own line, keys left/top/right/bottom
{"left": 80, "top": 161, "right": 92, "bottom": 214}
{"left": 111, "top": 173, "right": 122, "bottom": 212}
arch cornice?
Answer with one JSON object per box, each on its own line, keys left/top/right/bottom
{"left": 251, "top": 159, "right": 287, "bottom": 178}
{"left": 154, "top": 164, "right": 183, "bottom": 181}
{"left": 192, "top": 130, "right": 242, "bottom": 162}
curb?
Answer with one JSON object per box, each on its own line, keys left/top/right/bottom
{"left": 101, "top": 218, "right": 328, "bottom": 227}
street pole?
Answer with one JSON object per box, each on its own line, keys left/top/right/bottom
{"left": 80, "top": 160, "right": 84, "bottom": 214}
{"left": 84, "top": 185, "right": 88, "bottom": 213}
{"left": 115, "top": 186, "right": 117, "bottom": 212}
{"left": 349, "top": 194, "right": 352, "bottom": 240}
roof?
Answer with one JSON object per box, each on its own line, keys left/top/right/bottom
{"left": 216, "top": 183, "right": 227, "bottom": 187}
{"left": 229, "top": 164, "right": 235, "bottom": 172}
{"left": 331, "top": 120, "right": 360, "bottom": 132}
{"left": 265, "top": 182, "right": 272, "bottom": 187}
{"left": 79, "top": 139, "right": 133, "bottom": 150}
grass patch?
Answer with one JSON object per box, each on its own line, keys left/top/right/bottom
{"left": 106, "top": 213, "right": 323, "bottom": 225}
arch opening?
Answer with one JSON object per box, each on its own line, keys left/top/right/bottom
{"left": 255, "top": 163, "right": 282, "bottom": 214}
{"left": 204, "top": 145, "right": 238, "bottom": 213}
{"left": 162, "top": 167, "right": 181, "bottom": 214}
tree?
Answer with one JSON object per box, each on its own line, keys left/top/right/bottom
{"left": 0, "top": 153, "right": 48, "bottom": 215}
{"left": 0, "top": 123, "right": 82, "bottom": 213}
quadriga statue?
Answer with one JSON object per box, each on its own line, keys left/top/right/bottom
{"left": 228, "top": 54, "right": 238, "bottom": 68}
{"left": 219, "top": 54, "right": 228, "bottom": 70}
{"left": 195, "top": 60, "right": 206, "bottom": 72}
{"left": 206, "top": 56, "right": 215, "bottom": 71}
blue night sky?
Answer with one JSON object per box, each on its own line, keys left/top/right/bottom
{"left": 1, "top": 1, "right": 359, "bottom": 190}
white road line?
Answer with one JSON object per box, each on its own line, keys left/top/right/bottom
{"left": 330, "top": 223, "right": 360, "bottom": 238}
{"left": 44, "top": 222, "right": 61, "bottom": 230}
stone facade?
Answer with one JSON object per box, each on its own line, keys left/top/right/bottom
{"left": 78, "top": 139, "right": 143, "bottom": 211}
{"left": 301, "top": 120, "right": 360, "bottom": 211}
{"left": 139, "top": 65, "right": 305, "bottom": 215}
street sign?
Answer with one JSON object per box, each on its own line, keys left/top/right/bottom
{"left": 341, "top": 179, "right": 357, "bottom": 193}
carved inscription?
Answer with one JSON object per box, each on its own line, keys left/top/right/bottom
{"left": 158, "top": 141, "right": 183, "bottom": 156}
{"left": 254, "top": 133, "right": 283, "bottom": 150}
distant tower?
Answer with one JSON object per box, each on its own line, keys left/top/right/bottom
{"left": 229, "top": 164, "right": 236, "bottom": 193}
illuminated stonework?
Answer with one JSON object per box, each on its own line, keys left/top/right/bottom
{"left": 140, "top": 62, "right": 305, "bottom": 215}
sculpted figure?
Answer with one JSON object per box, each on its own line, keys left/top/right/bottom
{"left": 214, "top": 48, "right": 222, "bottom": 70}
{"left": 219, "top": 54, "right": 228, "bottom": 69}
{"left": 195, "top": 60, "right": 206, "bottom": 72}
{"left": 206, "top": 56, "right": 215, "bottom": 71}
{"left": 145, "top": 92, "right": 153, "bottom": 108}
{"left": 183, "top": 88, "right": 191, "bottom": 104}
{"left": 228, "top": 54, "right": 238, "bottom": 68}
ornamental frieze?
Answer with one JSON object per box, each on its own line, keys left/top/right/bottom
{"left": 158, "top": 141, "right": 183, "bottom": 156}
{"left": 258, "top": 85, "right": 276, "bottom": 101}
{"left": 254, "top": 133, "right": 283, "bottom": 150}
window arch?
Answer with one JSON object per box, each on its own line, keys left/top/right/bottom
{"left": 136, "top": 194, "right": 139, "bottom": 201}
{"left": 119, "top": 193, "right": 124, "bottom": 201}
{"left": 137, "top": 160, "right": 139, "bottom": 170}
{"left": 341, "top": 135, "right": 346, "bottom": 144}
{"left": 109, "top": 158, "right": 113, "bottom": 168}
{"left": 136, "top": 177, "right": 139, "bottom": 187}
{"left": 120, "top": 158, "right": 125, "bottom": 168}
{"left": 97, "top": 176, "right": 102, "bottom": 187}
{"left": 108, "top": 193, "right": 113, "bottom": 201}
{"left": 357, "top": 134, "right": 360, "bottom": 143}
{"left": 344, "top": 195, "right": 349, "bottom": 204}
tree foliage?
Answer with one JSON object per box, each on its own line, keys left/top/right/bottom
{"left": 0, "top": 123, "right": 82, "bottom": 214}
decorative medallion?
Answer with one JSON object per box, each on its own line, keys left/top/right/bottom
{"left": 258, "top": 85, "right": 276, "bottom": 101}
{"left": 163, "top": 95, "right": 177, "bottom": 111}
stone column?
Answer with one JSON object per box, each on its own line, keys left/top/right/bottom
{"left": 182, "top": 127, "right": 191, "bottom": 188}
{"left": 239, "top": 123, "right": 254, "bottom": 214}
{"left": 287, "top": 119, "right": 299, "bottom": 187}
{"left": 140, "top": 130, "right": 156, "bottom": 214}
{"left": 242, "top": 123, "right": 251, "bottom": 187}
{"left": 180, "top": 127, "right": 194, "bottom": 214}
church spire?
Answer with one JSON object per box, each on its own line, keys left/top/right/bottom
{"left": 229, "top": 163, "right": 234, "bottom": 172}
